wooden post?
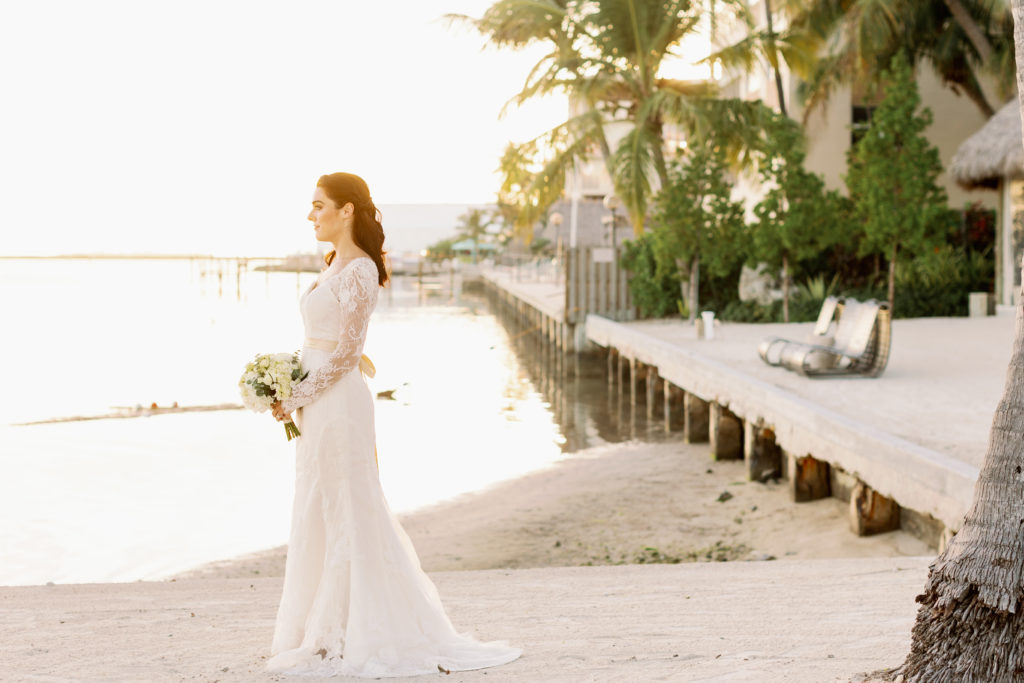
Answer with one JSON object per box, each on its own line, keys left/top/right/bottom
{"left": 682, "top": 392, "right": 710, "bottom": 443}
{"left": 617, "top": 351, "right": 626, "bottom": 403}
{"left": 663, "top": 379, "right": 672, "bottom": 434}
{"left": 629, "top": 357, "right": 638, "bottom": 412}
{"left": 849, "top": 482, "right": 900, "bottom": 536}
{"left": 607, "top": 348, "right": 616, "bottom": 387}
{"left": 709, "top": 403, "right": 743, "bottom": 460}
{"left": 645, "top": 366, "right": 657, "bottom": 421}
{"left": 786, "top": 452, "right": 831, "bottom": 502}
{"left": 743, "top": 422, "right": 783, "bottom": 482}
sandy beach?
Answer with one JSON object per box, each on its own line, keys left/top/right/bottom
{"left": 179, "top": 437, "right": 932, "bottom": 581}
{"left": 2, "top": 434, "right": 939, "bottom": 682}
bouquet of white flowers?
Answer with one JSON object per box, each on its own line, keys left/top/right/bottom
{"left": 239, "top": 352, "right": 308, "bottom": 440}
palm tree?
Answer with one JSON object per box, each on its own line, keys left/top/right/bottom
{"left": 887, "top": 8, "right": 1024, "bottom": 677}
{"left": 702, "top": 0, "right": 822, "bottom": 116}
{"left": 452, "top": 0, "right": 762, "bottom": 238}
{"left": 454, "top": 208, "right": 493, "bottom": 264}
{"left": 792, "top": 0, "right": 1014, "bottom": 122}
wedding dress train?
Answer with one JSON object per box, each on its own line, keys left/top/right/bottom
{"left": 267, "top": 256, "right": 522, "bottom": 677}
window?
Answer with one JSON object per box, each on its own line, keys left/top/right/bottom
{"left": 851, "top": 105, "right": 876, "bottom": 147}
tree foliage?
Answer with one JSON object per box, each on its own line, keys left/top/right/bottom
{"left": 454, "top": 208, "right": 494, "bottom": 264}
{"left": 748, "top": 113, "right": 845, "bottom": 321}
{"left": 791, "top": 0, "right": 1014, "bottom": 122}
{"left": 844, "top": 52, "right": 948, "bottom": 312}
{"left": 648, "top": 140, "right": 746, "bottom": 320}
{"left": 620, "top": 235, "right": 682, "bottom": 318}
{"left": 454, "top": 0, "right": 767, "bottom": 240}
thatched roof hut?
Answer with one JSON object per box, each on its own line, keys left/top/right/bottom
{"left": 949, "top": 100, "right": 1024, "bottom": 189}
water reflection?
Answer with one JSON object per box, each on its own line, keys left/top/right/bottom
{"left": 482, "top": 288, "right": 679, "bottom": 453}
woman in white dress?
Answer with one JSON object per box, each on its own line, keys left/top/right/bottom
{"left": 267, "top": 172, "right": 522, "bottom": 677}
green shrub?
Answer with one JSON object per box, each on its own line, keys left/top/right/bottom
{"left": 620, "top": 236, "right": 681, "bottom": 318}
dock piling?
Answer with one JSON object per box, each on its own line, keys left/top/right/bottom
{"left": 849, "top": 482, "right": 900, "bottom": 536}
{"left": 743, "top": 422, "right": 782, "bottom": 481}
{"left": 629, "top": 358, "right": 638, "bottom": 411}
{"left": 683, "top": 393, "right": 710, "bottom": 443}
{"left": 646, "top": 366, "right": 657, "bottom": 421}
{"left": 663, "top": 380, "right": 672, "bottom": 434}
{"left": 787, "top": 453, "right": 831, "bottom": 502}
{"left": 710, "top": 403, "right": 743, "bottom": 461}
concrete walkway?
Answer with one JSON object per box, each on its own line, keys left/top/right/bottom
{"left": 586, "top": 314, "right": 1013, "bottom": 531}
{"left": 0, "top": 557, "right": 930, "bottom": 682}
{"left": 620, "top": 315, "right": 1012, "bottom": 469}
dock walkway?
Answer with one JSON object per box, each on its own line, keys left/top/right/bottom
{"left": 587, "top": 315, "right": 1010, "bottom": 534}
{"left": 476, "top": 268, "right": 1013, "bottom": 539}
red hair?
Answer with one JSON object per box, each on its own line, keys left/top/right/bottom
{"left": 317, "top": 172, "right": 388, "bottom": 286}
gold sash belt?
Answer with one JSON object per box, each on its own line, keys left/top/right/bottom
{"left": 303, "top": 337, "right": 376, "bottom": 378}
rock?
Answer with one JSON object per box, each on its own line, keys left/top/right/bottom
{"left": 717, "top": 491, "right": 733, "bottom": 503}
{"left": 748, "top": 552, "right": 776, "bottom": 561}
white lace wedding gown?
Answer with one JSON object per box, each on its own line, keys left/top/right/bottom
{"left": 266, "top": 256, "right": 522, "bottom": 678}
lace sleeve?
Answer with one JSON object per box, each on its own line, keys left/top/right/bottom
{"left": 281, "top": 260, "right": 379, "bottom": 413}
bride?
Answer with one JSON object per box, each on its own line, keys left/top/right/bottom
{"left": 267, "top": 172, "right": 522, "bottom": 677}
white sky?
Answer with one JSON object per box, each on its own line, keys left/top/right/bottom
{"left": 0, "top": 1, "right": 709, "bottom": 257}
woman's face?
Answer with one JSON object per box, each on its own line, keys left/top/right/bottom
{"left": 308, "top": 185, "right": 353, "bottom": 245}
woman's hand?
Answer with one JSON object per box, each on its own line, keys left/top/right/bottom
{"left": 271, "top": 401, "right": 293, "bottom": 423}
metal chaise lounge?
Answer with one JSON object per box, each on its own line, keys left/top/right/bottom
{"left": 758, "top": 296, "right": 840, "bottom": 367}
{"left": 757, "top": 297, "right": 892, "bottom": 378}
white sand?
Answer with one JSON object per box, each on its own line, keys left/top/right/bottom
{"left": 178, "top": 439, "right": 931, "bottom": 580}
{"left": 4, "top": 439, "right": 937, "bottom": 681}
{"left": 0, "top": 557, "right": 929, "bottom": 682}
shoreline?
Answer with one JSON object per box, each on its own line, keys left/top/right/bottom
{"left": 172, "top": 437, "right": 933, "bottom": 582}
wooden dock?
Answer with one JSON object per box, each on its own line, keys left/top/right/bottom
{"left": 475, "top": 266, "right": 1010, "bottom": 548}
{"left": 479, "top": 247, "right": 635, "bottom": 354}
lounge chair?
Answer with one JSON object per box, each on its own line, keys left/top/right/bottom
{"left": 757, "top": 297, "right": 892, "bottom": 378}
{"left": 758, "top": 296, "right": 839, "bottom": 367}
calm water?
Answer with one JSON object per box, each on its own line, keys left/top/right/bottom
{"left": 0, "top": 258, "right": 664, "bottom": 586}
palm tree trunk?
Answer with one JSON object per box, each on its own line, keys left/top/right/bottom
{"left": 889, "top": 8, "right": 1024, "bottom": 677}
{"left": 651, "top": 121, "right": 670, "bottom": 189}
{"left": 942, "top": 0, "right": 995, "bottom": 64}
{"left": 764, "top": 0, "right": 787, "bottom": 117}
{"left": 960, "top": 68, "right": 997, "bottom": 119}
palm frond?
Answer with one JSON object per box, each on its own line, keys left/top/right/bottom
{"left": 610, "top": 125, "right": 659, "bottom": 233}
{"left": 497, "top": 108, "right": 610, "bottom": 240}
{"left": 443, "top": 0, "right": 569, "bottom": 49}
{"left": 701, "top": 33, "right": 763, "bottom": 74}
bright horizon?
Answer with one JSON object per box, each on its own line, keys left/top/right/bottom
{"left": 0, "top": 1, "right": 711, "bottom": 257}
